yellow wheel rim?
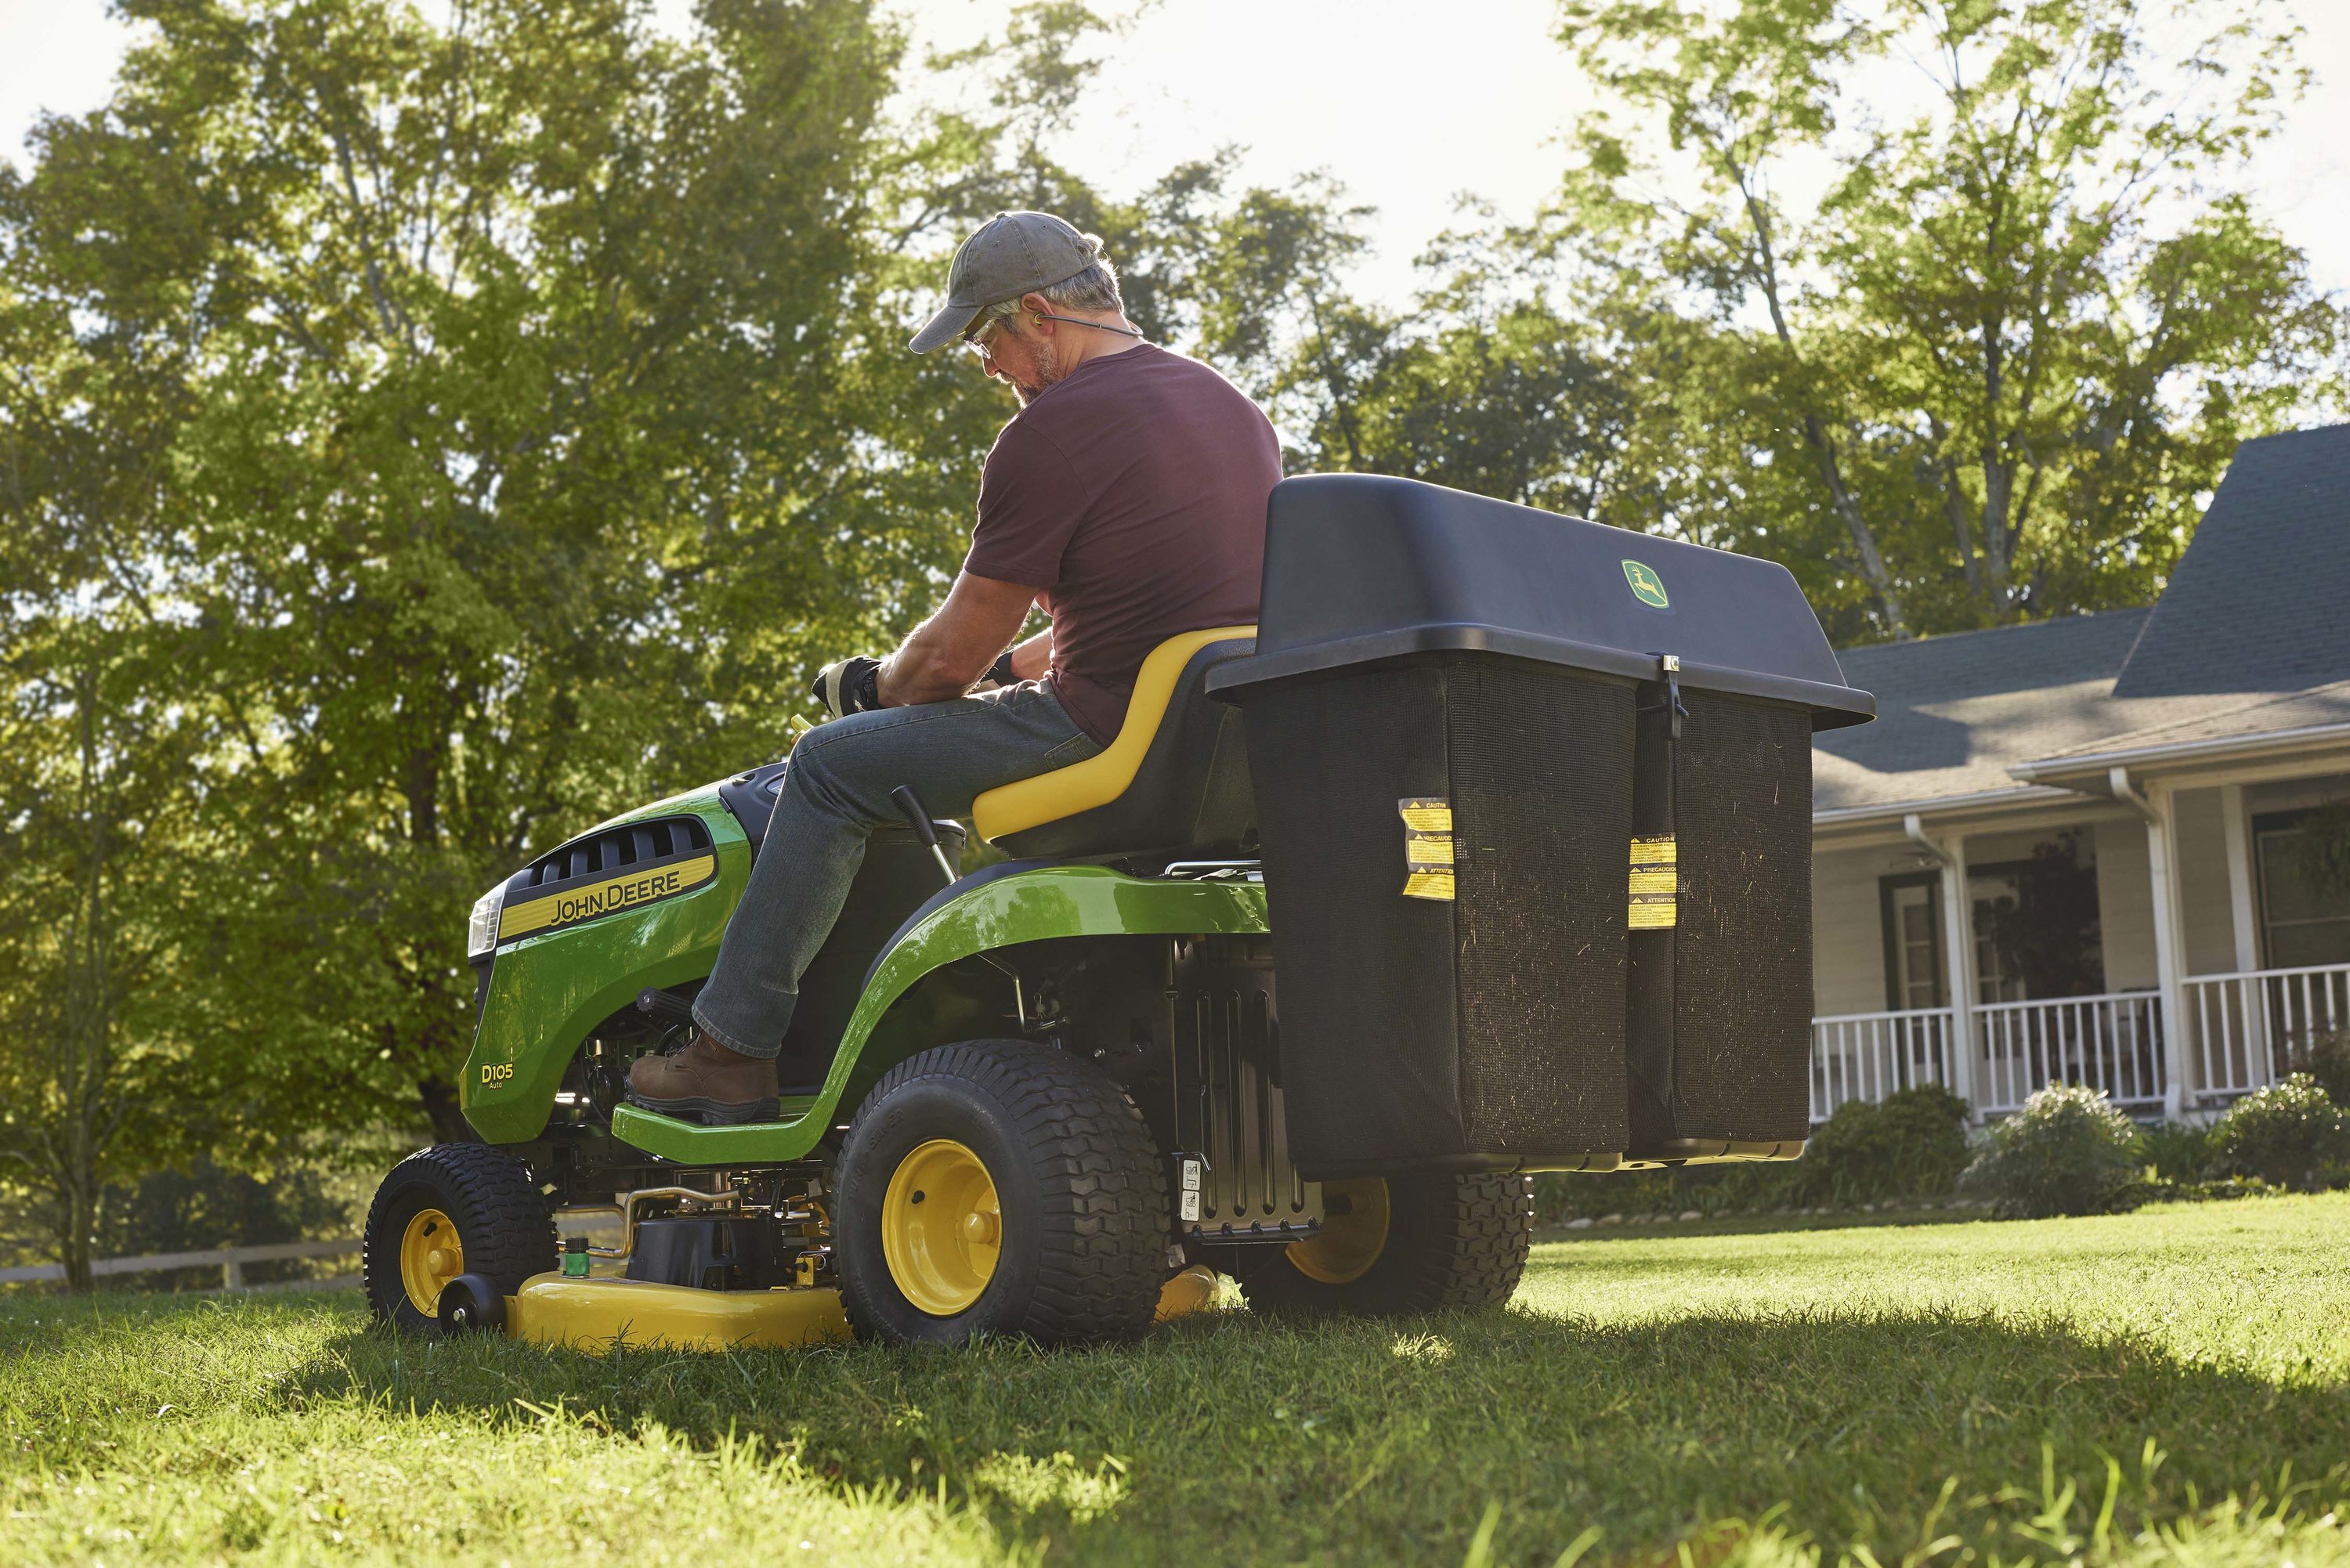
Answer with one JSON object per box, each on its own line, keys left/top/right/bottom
{"left": 1287, "top": 1178, "right": 1390, "bottom": 1284}
{"left": 881, "top": 1139, "right": 1002, "bottom": 1317}
{"left": 399, "top": 1206, "right": 465, "bottom": 1317}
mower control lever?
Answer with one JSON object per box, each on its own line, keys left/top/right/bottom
{"left": 889, "top": 785, "right": 959, "bottom": 887}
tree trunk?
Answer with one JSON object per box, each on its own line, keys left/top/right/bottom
{"left": 418, "top": 1075, "right": 479, "bottom": 1146}
{"left": 1738, "top": 189, "right": 1911, "bottom": 640}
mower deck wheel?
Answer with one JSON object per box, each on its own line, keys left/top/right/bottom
{"left": 363, "top": 1143, "right": 555, "bottom": 1336}
{"left": 1227, "top": 1172, "right": 1534, "bottom": 1319}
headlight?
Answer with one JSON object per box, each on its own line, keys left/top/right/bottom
{"left": 467, "top": 883, "right": 507, "bottom": 959}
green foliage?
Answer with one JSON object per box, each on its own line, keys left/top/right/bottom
{"left": 2132, "top": 1120, "right": 2214, "bottom": 1184}
{"left": 7, "top": 1198, "right": 2350, "bottom": 1563}
{"left": 1786, "top": 1084, "right": 1973, "bottom": 1205}
{"left": 2287, "top": 1028, "right": 2350, "bottom": 1107}
{"left": 2206, "top": 1074, "right": 2350, "bottom": 1193}
{"left": 1542, "top": 0, "right": 2342, "bottom": 641}
{"left": 1533, "top": 1086, "right": 1972, "bottom": 1219}
{"left": 1961, "top": 1083, "right": 2144, "bottom": 1218}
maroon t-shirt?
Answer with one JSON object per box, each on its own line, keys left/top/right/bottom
{"left": 964, "top": 343, "right": 1281, "bottom": 744}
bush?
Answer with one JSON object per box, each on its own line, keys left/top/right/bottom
{"left": 2284, "top": 1029, "right": 2350, "bottom": 1107}
{"left": 1960, "top": 1083, "right": 2143, "bottom": 1218}
{"left": 2131, "top": 1119, "right": 2212, "bottom": 1183}
{"left": 1528, "top": 1086, "right": 1974, "bottom": 1222}
{"left": 1781, "top": 1086, "right": 1972, "bottom": 1207}
{"left": 2205, "top": 1074, "right": 2350, "bottom": 1191}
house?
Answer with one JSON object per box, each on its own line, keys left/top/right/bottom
{"left": 1807, "top": 424, "right": 2350, "bottom": 1123}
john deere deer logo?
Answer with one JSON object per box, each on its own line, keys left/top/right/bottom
{"left": 1622, "top": 560, "right": 1669, "bottom": 609}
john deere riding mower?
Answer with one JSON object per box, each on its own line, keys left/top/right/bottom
{"left": 362, "top": 475, "right": 1874, "bottom": 1349}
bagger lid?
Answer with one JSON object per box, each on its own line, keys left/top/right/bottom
{"left": 1205, "top": 474, "right": 1875, "bottom": 731}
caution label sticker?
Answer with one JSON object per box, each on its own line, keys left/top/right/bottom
{"left": 1403, "top": 870, "right": 1457, "bottom": 901}
{"left": 1628, "top": 835, "right": 1677, "bottom": 930}
{"left": 1397, "top": 797, "right": 1453, "bottom": 833}
{"left": 1400, "top": 798, "right": 1455, "bottom": 901}
{"left": 1404, "top": 832, "right": 1454, "bottom": 868}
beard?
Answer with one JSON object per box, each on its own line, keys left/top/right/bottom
{"left": 1007, "top": 338, "right": 1068, "bottom": 406}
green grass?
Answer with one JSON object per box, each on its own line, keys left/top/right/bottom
{"left": 5, "top": 1196, "right": 2348, "bottom": 1566}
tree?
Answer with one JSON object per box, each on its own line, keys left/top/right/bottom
{"left": 2, "top": 0, "right": 931, "bottom": 1145}
{"left": 0, "top": 193, "right": 218, "bottom": 1286}
{"left": 1551, "top": 0, "right": 2342, "bottom": 641}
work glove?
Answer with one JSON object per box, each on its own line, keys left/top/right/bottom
{"left": 811, "top": 656, "right": 884, "bottom": 719}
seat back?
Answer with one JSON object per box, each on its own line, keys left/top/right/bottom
{"left": 973, "top": 627, "right": 1256, "bottom": 860}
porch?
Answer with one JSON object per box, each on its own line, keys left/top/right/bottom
{"left": 1806, "top": 768, "right": 2350, "bottom": 1123}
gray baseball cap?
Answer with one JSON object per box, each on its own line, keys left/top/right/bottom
{"left": 907, "top": 211, "right": 1104, "bottom": 354}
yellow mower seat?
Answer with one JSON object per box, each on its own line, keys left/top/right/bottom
{"left": 973, "top": 626, "right": 1257, "bottom": 859}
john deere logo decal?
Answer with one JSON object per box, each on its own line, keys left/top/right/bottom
{"left": 1622, "top": 560, "right": 1670, "bottom": 609}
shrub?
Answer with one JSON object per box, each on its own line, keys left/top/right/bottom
{"left": 1960, "top": 1083, "right": 2142, "bottom": 1218}
{"left": 2284, "top": 1029, "right": 2350, "bottom": 1107}
{"left": 2205, "top": 1074, "right": 2350, "bottom": 1191}
{"left": 1782, "top": 1085, "right": 1971, "bottom": 1206}
{"left": 1529, "top": 1086, "right": 1974, "bottom": 1222}
{"left": 2131, "top": 1119, "right": 2212, "bottom": 1183}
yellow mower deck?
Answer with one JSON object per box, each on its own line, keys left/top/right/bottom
{"left": 498, "top": 1267, "right": 1221, "bottom": 1352}
{"left": 504, "top": 1275, "right": 851, "bottom": 1351}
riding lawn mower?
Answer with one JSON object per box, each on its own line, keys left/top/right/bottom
{"left": 361, "top": 474, "right": 1875, "bottom": 1349}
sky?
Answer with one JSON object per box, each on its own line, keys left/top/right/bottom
{"left": 2, "top": 0, "right": 2347, "bottom": 309}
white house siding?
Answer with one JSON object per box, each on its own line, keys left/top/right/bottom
{"left": 2171, "top": 786, "right": 2240, "bottom": 977}
{"left": 1810, "top": 843, "right": 1920, "bottom": 1015}
{"left": 2095, "top": 820, "right": 2159, "bottom": 990}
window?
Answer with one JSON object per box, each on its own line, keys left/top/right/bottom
{"left": 1880, "top": 874, "right": 1944, "bottom": 1010}
{"left": 2254, "top": 807, "right": 2350, "bottom": 969}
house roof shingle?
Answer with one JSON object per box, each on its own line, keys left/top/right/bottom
{"left": 2112, "top": 424, "right": 2350, "bottom": 699}
{"left": 1813, "top": 420, "right": 2350, "bottom": 816}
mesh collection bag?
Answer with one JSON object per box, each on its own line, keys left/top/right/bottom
{"left": 1209, "top": 475, "right": 1872, "bottom": 1176}
{"left": 1242, "top": 659, "right": 1636, "bottom": 1176}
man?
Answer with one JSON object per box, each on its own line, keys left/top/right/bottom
{"left": 627, "top": 211, "right": 1283, "bottom": 1123}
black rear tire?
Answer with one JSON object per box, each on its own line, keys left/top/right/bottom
{"left": 836, "top": 1039, "right": 1169, "bottom": 1346}
{"left": 1227, "top": 1172, "right": 1533, "bottom": 1318}
{"left": 363, "top": 1143, "right": 555, "bottom": 1335}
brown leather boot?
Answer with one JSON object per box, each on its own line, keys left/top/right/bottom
{"left": 625, "top": 1031, "right": 781, "bottom": 1125}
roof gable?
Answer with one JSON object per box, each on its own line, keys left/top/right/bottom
{"left": 2112, "top": 424, "right": 2350, "bottom": 699}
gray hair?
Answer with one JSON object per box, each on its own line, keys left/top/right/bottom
{"left": 969, "top": 254, "right": 1125, "bottom": 337}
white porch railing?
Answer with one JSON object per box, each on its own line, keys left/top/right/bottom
{"left": 1971, "top": 992, "right": 2165, "bottom": 1115}
{"left": 2180, "top": 961, "right": 2350, "bottom": 1103}
{"left": 1810, "top": 1007, "right": 1957, "bottom": 1118}
{"left": 1810, "top": 992, "right": 2167, "bottom": 1121}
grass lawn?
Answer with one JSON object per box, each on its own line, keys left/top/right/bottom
{"left": 4, "top": 1194, "right": 2347, "bottom": 1566}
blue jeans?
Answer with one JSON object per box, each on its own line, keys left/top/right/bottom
{"left": 692, "top": 681, "right": 1101, "bottom": 1059}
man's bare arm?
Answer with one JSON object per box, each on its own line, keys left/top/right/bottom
{"left": 1004, "top": 628, "right": 1051, "bottom": 681}
{"left": 876, "top": 572, "right": 1042, "bottom": 707}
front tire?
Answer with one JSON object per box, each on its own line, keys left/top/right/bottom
{"left": 836, "top": 1039, "right": 1169, "bottom": 1346}
{"left": 1227, "top": 1172, "right": 1534, "bottom": 1318}
{"left": 363, "top": 1143, "right": 555, "bottom": 1335}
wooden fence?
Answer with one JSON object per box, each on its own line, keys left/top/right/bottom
{"left": 0, "top": 1237, "right": 361, "bottom": 1292}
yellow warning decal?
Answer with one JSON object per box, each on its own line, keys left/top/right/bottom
{"left": 1628, "top": 834, "right": 1677, "bottom": 930}
{"left": 499, "top": 854, "right": 718, "bottom": 942}
{"left": 1404, "top": 833, "right": 1454, "bottom": 869}
{"left": 1402, "top": 870, "right": 1456, "bottom": 901}
{"left": 1397, "top": 797, "right": 1452, "bottom": 833}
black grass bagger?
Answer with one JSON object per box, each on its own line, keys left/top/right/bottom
{"left": 362, "top": 473, "right": 1875, "bottom": 1348}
